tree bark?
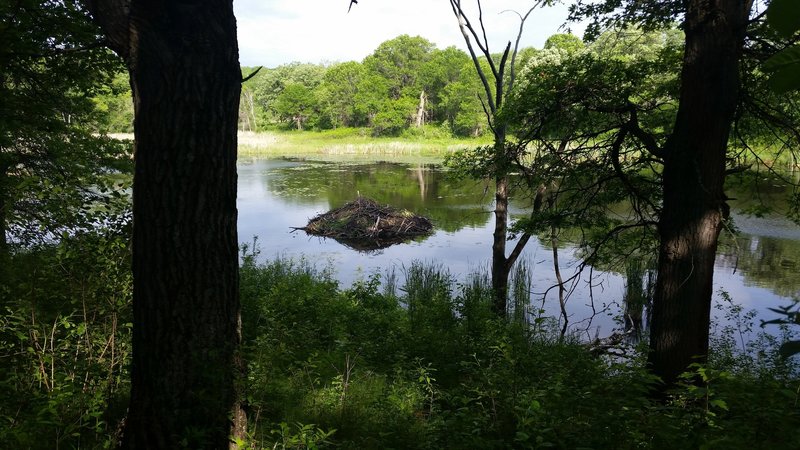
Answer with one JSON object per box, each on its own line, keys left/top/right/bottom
{"left": 414, "top": 90, "right": 426, "bottom": 127}
{"left": 489, "top": 122, "right": 510, "bottom": 316}
{"left": 648, "top": 0, "right": 751, "bottom": 388}
{"left": 491, "top": 171, "right": 509, "bottom": 316}
{"left": 87, "top": 0, "right": 245, "bottom": 447}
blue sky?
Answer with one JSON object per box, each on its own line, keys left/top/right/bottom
{"left": 234, "top": 0, "right": 585, "bottom": 67}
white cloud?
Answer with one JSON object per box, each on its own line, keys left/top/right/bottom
{"left": 234, "top": 0, "right": 584, "bottom": 67}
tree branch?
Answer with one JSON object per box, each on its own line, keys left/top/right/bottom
{"left": 626, "top": 107, "right": 665, "bottom": 158}
{"left": 449, "top": 0, "right": 497, "bottom": 114}
{"left": 241, "top": 66, "right": 263, "bottom": 83}
{"left": 503, "top": 2, "right": 542, "bottom": 95}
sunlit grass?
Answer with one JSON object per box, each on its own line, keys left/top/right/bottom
{"left": 237, "top": 128, "right": 489, "bottom": 163}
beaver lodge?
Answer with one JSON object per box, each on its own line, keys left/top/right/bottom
{"left": 295, "top": 197, "right": 433, "bottom": 251}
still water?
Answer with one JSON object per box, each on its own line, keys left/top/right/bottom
{"left": 237, "top": 157, "right": 800, "bottom": 338}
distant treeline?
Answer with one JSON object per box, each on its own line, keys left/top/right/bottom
{"left": 93, "top": 30, "right": 700, "bottom": 139}
{"left": 94, "top": 33, "right": 590, "bottom": 137}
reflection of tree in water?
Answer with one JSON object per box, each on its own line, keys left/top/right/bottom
{"left": 265, "top": 160, "right": 490, "bottom": 232}
{"left": 717, "top": 234, "right": 800, "bottom": 298}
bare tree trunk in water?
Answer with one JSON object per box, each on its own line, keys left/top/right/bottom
{"left": 648, "top": 0, "right": 751, "bottom": 389}
{"left": 87, "top": 0, "right": 246, "bottom": 447}
{"left": 491, "top": 169, "right": 510, "bottom": 316}
{"left": 449, "top": 0, "right": 541, "bottom": 318}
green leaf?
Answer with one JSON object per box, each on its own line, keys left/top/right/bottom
{"left": 768, "top": 65, "right": 800, "bottom": 93}
{"left": 767, "top": 0, "right": 800, "bottom": 38}
{"left": 763, "top": 45, "right": 800, "bottom": 72}
{"left": 779, "top": 340, "right": 800, "bottom": 358}
{"left": 710, "top": 399, "right": 729, "bottom": 411}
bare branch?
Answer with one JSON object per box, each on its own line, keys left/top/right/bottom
{"left": 477, "top": 94, "right": 496, "bottom": 135}
{"left": 449, "top": 0, "right": 497, "bottom": 114}
{"left": 496, "top": 41, "right": 511, "bottom": 108}
{"left": 477, "top": 0, "right": 490, "bottom": 52}
{"left": 241, "top": 66, "right": 263, "bottom": 83}
{"left": 503, "top": 2, "right": 543, "bottom": 94}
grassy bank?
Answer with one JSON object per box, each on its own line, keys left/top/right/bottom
{"left": 237, "top": 127, "right": 490, "bottom": 163}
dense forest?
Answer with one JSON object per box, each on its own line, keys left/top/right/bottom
{"left": 3, "top": 0, "right": 800, "bottom": 448}
{"left": 95, "top": 33, "right": 565, "bottom": 138}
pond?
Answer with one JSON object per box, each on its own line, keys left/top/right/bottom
{"left": 237, "top": 157, "right": 800, "bottom": 338}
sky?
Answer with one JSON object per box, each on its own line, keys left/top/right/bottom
{"left": 234, "top": 0, "right": 585, "bottom": 68}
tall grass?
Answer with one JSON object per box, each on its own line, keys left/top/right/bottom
{"left": 236, "top": 128, "right": 489, "bottom": 162}
{"left": 238, "top": 255, "right": 800, "bottom": 449}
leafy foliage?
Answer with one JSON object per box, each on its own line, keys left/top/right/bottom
{"left": 763, "top": 0, "right": 800, "bottom": 93}
{"left": 1, "top": 0, "right": 131, "bottom": 248}
{"left": 237, "top": 254, "right": 800, "bottom": 449}
{"left": 0, "top": 223, "right": 132, "bottom": 448}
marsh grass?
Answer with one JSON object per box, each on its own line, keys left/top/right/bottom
{"left": 3, "top": 241, "right": 799, "bottom": 449}
{"left": 239, "top": 255, "right": 800, "bottom": 450}
{"left": 236, "top": 128, "right": 489, "bottom": 162}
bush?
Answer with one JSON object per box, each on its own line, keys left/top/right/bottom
{"left": 0, "top": 226, "right": 132, "bottom": 449}
{"left": 238, "top": 255, "right": 800, "bottom": 449}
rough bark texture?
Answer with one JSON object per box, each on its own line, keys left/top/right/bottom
{"left": 87, "top": 0, "right": 244, "bottom": 447}
{"left": 648, "top": 0, "right": 750, "bottom": 387}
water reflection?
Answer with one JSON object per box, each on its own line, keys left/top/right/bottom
{"left": 237, "top": 157, "right": 800, "bottom": 337}
{"left": 718, "top": 234, "right": 800, "bottom": 298}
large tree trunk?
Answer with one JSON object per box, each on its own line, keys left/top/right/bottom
{"left": 648, "top": 0, "right": 750, "bottom": 388}
{"left": 86, "top": 0, "right": 245, "bottom": 447}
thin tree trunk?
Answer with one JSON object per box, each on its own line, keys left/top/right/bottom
{"left": 551, "top": 224, "right": 568, "bottom": 338}
{"left": 490, "top": 133, "right": 509, "bottom": 316}
{"left": 447, "top": 0, "right": 537, "bottom": 319}
{"left": 648, "top": 0, "right": 750, "bottom": 388}
{"left": 248, "top": 91, "right": 257, "bottom": 132}
{"left": 491, "top": 173, "right": 509, "bottom": 316}
{"left": 94, "top": 1, "right": 247, "bottom": 447}
{"left": 415, "top": 90, "right": 426, "bottom": 127}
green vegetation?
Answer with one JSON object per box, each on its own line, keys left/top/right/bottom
{"left": 240, "top": 255, "right": 799, "bottom": 449}
{"left": 4, "top": 240, "right": 799, "bottom": 448}
{"left": 1, "top": 0, "right": 131, "bottom": 250}
{"left": 5, "top": 0, "right": 800, "bottom": 446}
{"left": 0, "top": 224, "right": 132, "bottom": 448}
{"left": 236, "top": 127, "right": 490, "bottom": 161}
{"left": 763, "top": 0, "right": 800, "bottom": 93}
{"left": 99, "top": 33, "right": 554, "bottom": 139}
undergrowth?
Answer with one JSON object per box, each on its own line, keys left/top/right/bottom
{"left": 238, "top": 248, "right": 800, "bottom": 449}
{"left": 0, "top": 238, "right": 797, "bottom": 448}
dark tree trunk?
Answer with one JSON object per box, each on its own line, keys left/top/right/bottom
{"left": 86, "top": 0, "right": 245, "bottom": 447}
{"left": 491, "top": 173, "right": 509, "bottom": 316}
{"left": 490, "top": 129, "right": 510, "bottom": 317}
{"left": 648, "top": 0, "right": 751, "bottom": 388}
